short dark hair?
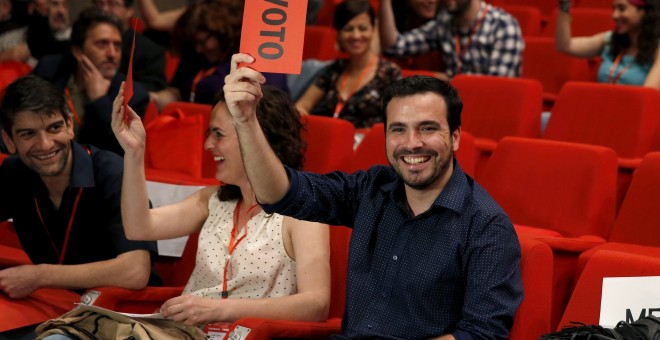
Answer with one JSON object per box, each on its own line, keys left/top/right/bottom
{"left": 71, "top": 7, "right": 123, "bottom": 48}
{"left": 0, "top": 76, "right": 71, "bottom": 136}
{"left": 333, "top": 0, "right": 375, "bottom": 31}
{"left": 213, "top": 85, "right": 306, "bottom": 201}
{"left": 382, "top": 76, "right": 462, "bottom": 133}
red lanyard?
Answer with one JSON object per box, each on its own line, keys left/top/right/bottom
{"left": 454, "top": 6, "right": 489, "bottom": 74}
{"left": 189, "top": 67, "right": 216, "bottom": 102}
{"left": 34, "top": 188, "right": 84, "bottom": 265}
{"left": 221, "top": 200, "right": 259, "bottom": 299}
{"left": 333, "top": 56, "right": 378, "bottom": 118}
{"left": 607, "top": 53, "right": 632, "bottom": 84}
{"left": 33, "top": 145, "right": 90, "bottom": 264}
{"left": 64, "top": 87, "right": 83, "bottom": 128}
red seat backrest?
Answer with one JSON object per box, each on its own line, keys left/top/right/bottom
{"left": 303, "top": 26, "right": 339, "bottom": 61}
{"left": 500, "top": 5, "right": 543, "bottom": 36}
{"left": 480, "top": 137, "right": 617, "bottom": 239}
{"left": 543, "top": 82, "right": 660, "bottom": 159}
{"left": 452, "top": 75, "right": 543, "bottom": 141}
{"left": 511, "top": 236, "right": 553, "bottom": 340}
{"left": 609, "top": 152, "right": 660, "bottom": 246}
{"left": 543, "top": 8, "right": 613, "bottom": 37}
{"left": 522, "top": 37, "right": 593, "bottom": 97}
{"left": 302, "top": 115, "right": 355, "bottom": 174}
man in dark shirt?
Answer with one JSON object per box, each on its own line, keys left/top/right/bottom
{"left": 93, "top": 0, "right": 167, "bottom": 92}
{"left": 32, "top": 7, "right": 149, "bottom": 155}
{"left": 0, "top": 76, "right": 158, "bottom": 300}
{"left": 222, "top": 53, "right": 524, "bottom": 339}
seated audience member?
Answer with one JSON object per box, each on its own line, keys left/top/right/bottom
{"left": 555, "top": 0, "right": 660, "bottom": 89}
{"left": 0, "top": 76, "right": 159, "bottom": 337}
{"left": 380, "top": 0, "right": 524, "bottom": 80}
{"left": 149, "top": 0, "right": 288, "bottom": 109}
{"left": 295, "top": 0, "right": 401, "bottom": 129}
{"left": 26, "top": 0, "right": 71, "bottom": 61}
{"left": 32, "top": 7, "right": 149, "bottom": 155}
{"left": 390, "top": 0, "right": 445, "bottom": 73}
{"left": 94, "top": 0, "right": 167, "bottom": 92}
{"left": 225, "top": 53, "right": 524, "bottom": 339}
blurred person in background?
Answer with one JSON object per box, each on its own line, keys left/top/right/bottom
{"left": 555, "top": 0, "right": 660, "bottom": 89}
{"left": 295, "top": 0, "right": 401, "bottom": 129}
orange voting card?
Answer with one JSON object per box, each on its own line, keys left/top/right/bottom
{"left": 239, "top": 0, "right": 307, "bottom": 74}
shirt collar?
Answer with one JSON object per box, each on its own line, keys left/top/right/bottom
{"left": 381, "top": 159, "right": 470, "bottom": 215}
{"left": 69, "top": 141, "right": 95, "bottom": 188}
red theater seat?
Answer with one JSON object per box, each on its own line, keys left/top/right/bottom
{"left": 480, "top": 136, "right": 618, "bottom": 329}
{"left": 511, "top": 237, "right": 553, "bottom": 340}
{"left": 302, "top": 114, "right": 355, "bottom": 174}
{"left": 558, "top": 251, "right": 660, "bottom": 330}
{"left": 543, "top": 82, "right": 660, "bottom": 210}
{"left": 451, "top": 75, "right": 543, "bottom": 177}
{"left": 577, "top": 152, "right": 660, "bottom": 274}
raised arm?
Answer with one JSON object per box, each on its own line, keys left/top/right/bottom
{"left": 110, "top": 83, "right": 210, "bottom": 241}
{"left": 136, "top": 0, "right": 185, "bottom": 32}
{"left": 555, "top": 2, "right": 607, "bottom": 58}
{"left": 160, "top": 217, "right": 331, "bottom": 324}
{"left": 223, "top": 54, "right": 291, "bottom": 204}
{"left": 379, "top": 0, "right": 400, "bottom": 51}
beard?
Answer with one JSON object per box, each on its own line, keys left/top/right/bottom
{"left": 390, "top": 146, "right": 454, "bottom": 190}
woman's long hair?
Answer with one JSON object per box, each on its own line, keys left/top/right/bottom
{"left": 611, "top": 0, "right": 660, "bottom": 65}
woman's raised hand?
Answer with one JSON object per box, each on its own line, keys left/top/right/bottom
{"left": 111, "top": 82, "right": 147, "bottom": 154}
{"left": 223, "top": 53, "right": 267, "bottom": 124}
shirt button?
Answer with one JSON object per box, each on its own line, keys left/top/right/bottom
{"left": 392, "top": 255, "right": 398, "bottom": 261}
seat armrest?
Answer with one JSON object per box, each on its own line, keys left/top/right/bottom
{"left": 534, "top": 235, "right": 606, "bottom": 253}
{"left": 223, "top": 317, "right": 342, "bottom": 340}
{"left": 83, "top": 286, "right": 184, "bottom": 312}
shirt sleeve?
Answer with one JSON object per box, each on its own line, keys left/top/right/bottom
{"left": 457, "top": 212, "right": 523, "bottom": 339}
{"left": 486, "top": 16, "right": 524, "bottom": 77}
{"left": 385, "top": 18, "right": 444, "bottom": 57}
{"left": 260, "top": 165, "right": 363, "bottom": 228}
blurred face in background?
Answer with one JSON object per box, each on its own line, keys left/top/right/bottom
{"left": 338, "top": 12, "right": 374, "bottom": 56}
{"left": 441, "top": 0, "right": 471, "bottom": 15}
{"left": 94, "top": 0, "right": 133, "bottom": 30}
{"left": 194, "top": 30, "right": 223, "bottom": 64}
{"left": 612, "top": 0, "right": 645, "bottom": 35}
{"left": 48, "top": 0, "right": 70, "bottom": 33}
{"left": 73, "top": 23, "right": 122, "bottom": 79}
{"left": 410, "top": 0, "right": 439, "bottom": 20}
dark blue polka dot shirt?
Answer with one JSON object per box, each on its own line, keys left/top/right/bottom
{"left": 262, "top": 161, "right": 523, "bottom": 339}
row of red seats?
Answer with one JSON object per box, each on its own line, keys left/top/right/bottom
{"left": 303, "top": 27, "right": 602, "bottom": 108}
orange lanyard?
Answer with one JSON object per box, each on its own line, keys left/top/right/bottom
{"left": 221, "top": 200, "right": 259, "bottom": 299}
{"left": 454, "top": 6, "right": 489, "bottom": 74}
{"left": 189, "top": 67, "right": 216, "bottom": 103}
{"left": 607, "top": 53, "right": 632, "bottom": 84}
{"left": 64, "top": 87, "right": 83, "bottom": 127}
{"left": 333, "top": 56, "right": 378, "bottom": 118}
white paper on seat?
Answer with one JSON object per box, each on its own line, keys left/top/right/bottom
{"left": 600, "top": 276, "right": 660, "bottom": 327}
{"left": 146, "top": 181, "right": 205, "bottom": 257}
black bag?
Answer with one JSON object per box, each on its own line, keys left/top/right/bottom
{"left": 539, "top": 316, "right": 660, "bottom": 340}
